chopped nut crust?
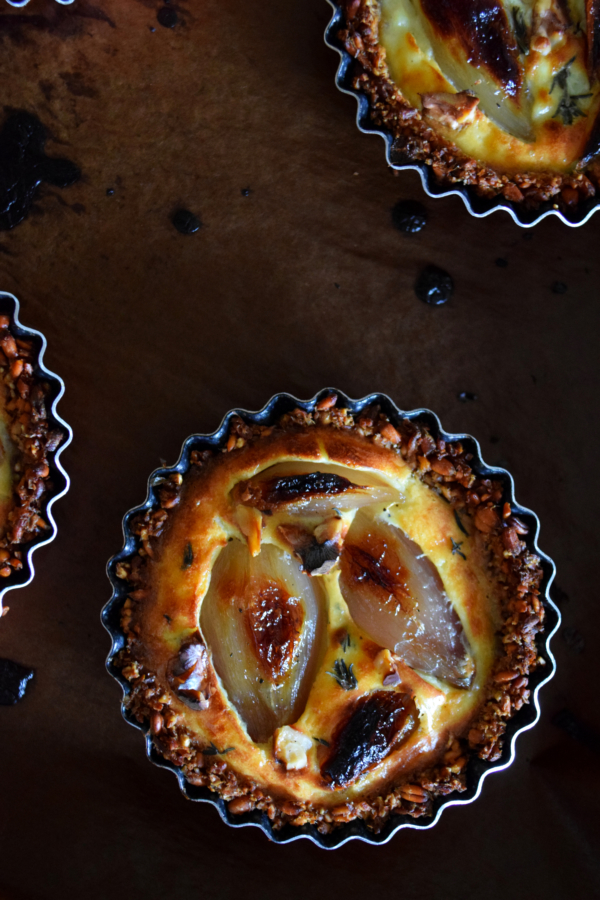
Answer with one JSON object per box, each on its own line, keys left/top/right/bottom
{"left": 0, "top": 313, "right": 64, "bottom": 593}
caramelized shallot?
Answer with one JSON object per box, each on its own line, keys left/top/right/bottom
{"left": 322, "top": 690, "right": 418, "bottom": 787}
{"left": 339, "top": 513, "right": 475, "bottom": 688}
{"left": 200, "top": 540, "right": 324, "bottom": 742}
{"left": 416, "top": 0, "right": 534, "bottom": 141}
{"left": 233, "top": 462, "right": 398, "bottom": 516}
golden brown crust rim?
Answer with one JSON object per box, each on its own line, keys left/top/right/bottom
{"left": 112, "top": 397, "right": 547, "bottom": 834}
{"left": 0, "top": 315, "right": 65, "bottom": 597}
{"left": 339, "top": 0, "right": 600, "bottom": 211}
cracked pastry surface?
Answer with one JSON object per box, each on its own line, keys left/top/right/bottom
{"left": 114, "top": 399, "right": 546, "bottom": 833}
{"left": 340, "top": 0, "right": 600, "bottom": 208}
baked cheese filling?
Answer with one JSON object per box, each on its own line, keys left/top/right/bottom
{"left": 379, "top": 0, "right": 600, "bottom": 173}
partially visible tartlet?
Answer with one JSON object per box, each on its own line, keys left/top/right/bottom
{"left": 0, "top": 307, "right": 66, "bottom": 614}
{"left": 339, "top": 0, "right": 600, "bottom": 211}
{"left": 109, "top": 393, "right": 550, "bottom": 836}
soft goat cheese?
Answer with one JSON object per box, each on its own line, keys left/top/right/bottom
{"left": 274, "top": 726, "right": 313, "bottom": 771}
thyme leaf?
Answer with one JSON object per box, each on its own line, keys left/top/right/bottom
{"left": 550, "top": 57, "right": 592, "bottom": 126}
{"left": 203, "top": 742, "right": 235, "bottom": 756}
{"left": 182, "top": 542, "right": 194, "bottom": 570}
{"left": 512, "top": 6, "right": 528, "bottom": 55}
{"left": 340, "top": 632, "right": 352, "bottom": 653}
{"left": 553, "top": 92, "right": 592, "bottom": 126}
{"left": 450, "top": 538, "right": 467, "bottom": 560}
{"left": 550, "top": 57, "right": 576, "bottom": 94}
{"left": 328, "top": 658, "right": 358, "bottom": 691}
{"left": 454, "top": 510, "right": 469, "bottom": 536}
{"left": 313, "top": 737, "right": 330, "bottom": 747}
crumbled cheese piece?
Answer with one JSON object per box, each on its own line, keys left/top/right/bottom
{"left": 275, "top": 726, "right": 313, "bottom": 771}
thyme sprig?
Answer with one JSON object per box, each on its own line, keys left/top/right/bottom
{"left": 450, "top": 538, "right": 467, "bottom": 560}
{"left": 328, "top": 658, "right": 358, "bottom": 691}
{"left": 182, "top": 542, "right": 194, "bottom": 570}
{"left": 550, "top": 57, "right": 592, "bottom": 126}
{"left": 203, "top": 742, "right": 235, "bottom": 756}
{"left": 454, "top": 510, "right": 469, "bottom": 536}
{"left": 512, "top": 6, "right": 529, "bottom": 55}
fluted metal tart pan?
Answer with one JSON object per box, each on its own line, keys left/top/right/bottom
{"left": 0, "top": 291, "right": 72, "bottom": 616}
{"left": 103, "top": 389, "right": 559, "bottom": 848}
{"left": 324, "top": 0, "right": 600, "bottom": 228}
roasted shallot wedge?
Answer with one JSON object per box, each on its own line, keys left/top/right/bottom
{"left": 321, "top": 690, "right": 419, "bottom": 788}
{"left": 233, "top": 462, "right": 398, "bottom": 517}
{"left": 416, "top": 0, "right": 534, "bottom": 141}
{"left": 200, "top": 540, "right": 324, "bottom": 743}
{"left": 339, "top": 513, "right": 475, "bottom": 688}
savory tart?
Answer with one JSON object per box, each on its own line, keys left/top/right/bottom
{"left": 113, "top": 394, "right": 547, "bottom": 834}
{"left": 0, "top": 311, "right": 65, "bottom": 612}
{"left": 339, "top": 0, "right": 600, "bottom": 209}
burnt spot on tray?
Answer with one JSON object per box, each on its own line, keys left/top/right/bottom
{"left": 59, "top": 71, "right": 99, "bottom": 100}
{"left": 552, "top": 709, "right": 599, "bottom": 754}
{"left": 321, "top": 690, "right": 418, "bottom": 787}
{"left": 415, "top": 265, "right": 453, "bottom": 305}
{"left": 562, "top": 626, "right": 585, "bottom": 654}
{"left": 0, "top": 110, "right": 80, "bottom": 231}
{"left": 391, "top": 199, "right": 428, "bottom": 234}
{"left": 0, "top": 5, "right": 115, "bottom": 45}
{"left": 172, "top": 208, "right": 201, "bottom": 234}
{"left": 0, "top": 658, "right": 34, "bottom": 705}
{"left": 157, "top": 7, "right": 178, "bottom": 28}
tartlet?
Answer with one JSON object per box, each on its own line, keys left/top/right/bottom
{"left": 0, "top": 292, "right": 71, "bottom": 617}
{"left": 336, "top": 0, "right": 600, "bottom": 215}
{"left": 105, "top": 392, "right": 557, "bottom": 844}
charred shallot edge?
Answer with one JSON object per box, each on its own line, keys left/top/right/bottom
{"left": 113, "top": 401, "right": 545, "bottom": 833}
{"left": 339, "top": 0, "right": 597, "bottom": 209}
{"left": 0, "top": 314, "right": 63, "bottom": 591}
{"left": 321, "top": 690, "right": 419, "bottom": 787}
{"left": 233, "top": 466, "right": 397, "bottom": 515}
{"left": 417, "top": 0, "right": 534, "bottom": 142}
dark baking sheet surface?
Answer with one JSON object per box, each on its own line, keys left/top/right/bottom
{"left": 0, "top": 1, "right": 598, "bottom": 897}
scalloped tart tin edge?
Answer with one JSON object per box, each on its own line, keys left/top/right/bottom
{"left": 324, "top": 0, "right": 600, "bottom": 229}
{"left": 0, "top": 291, "right": 72, "bottom": 616}
{"left": 103, "top": 389, "right": 559, "bottom": 848}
